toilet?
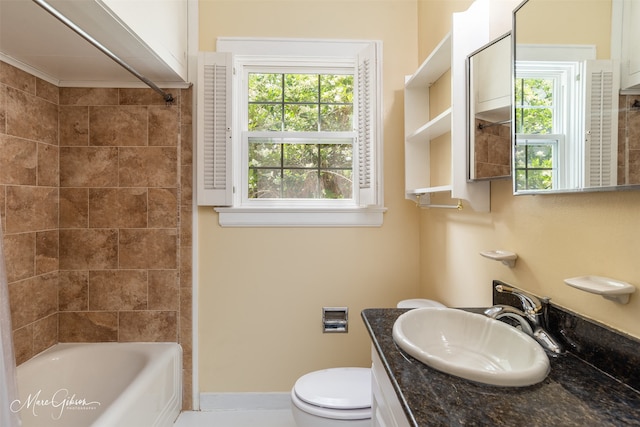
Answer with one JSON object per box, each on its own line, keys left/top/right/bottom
{"left": 291, "top": 367, "right": 372, "bottom": 426}
{"left": 290, "top": 299, "right": 445, "bottom": 425}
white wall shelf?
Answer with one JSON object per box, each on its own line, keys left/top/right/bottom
{"left": 403, "top": 32, "right": 453, "bottom": 206}
{"left": 403, "top": 0, "right": 493, "bottom": 212}
{"left": 406, "top": 33, "right": 451, "bottom": 89}
{"left": 406, "top": 108, "right": 452, "bottom": 143}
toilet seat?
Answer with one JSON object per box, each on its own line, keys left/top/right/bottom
{"left": 291, "top": 367, "right": 371, "bottom": 420}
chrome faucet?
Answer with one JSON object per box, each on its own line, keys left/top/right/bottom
{"left": 484, "top": 284, "right": 564, "bottom": 355}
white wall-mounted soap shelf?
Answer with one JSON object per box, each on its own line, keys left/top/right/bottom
{"left": 479, "top": 250, "right": 518, "bottom": 267}
{"left": 564, "top": 276, "right": 636, "bottom": 304}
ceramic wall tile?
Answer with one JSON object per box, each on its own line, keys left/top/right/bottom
{"left": 89, "top": 270, "right": 148, "bottom": 311}
{"left": 36, "top": 78, "right": 58, "bottom": 104}
{"left": 89, "top": 188, "right": 148, "bottom": 228}
{"left": 5, "top": 186, "right": 57, "bottom": 233}
{"left": 89, "top": 106, "right": 148, "bottom": 147}
{"left": 35, "top": 230, "right": 58, "bottom": 275}
{"left": 58, "top": 311, "right": 118, "bottom": 342}
{"left": 3, "top": 232, "right": 35, "bottom": 283}
{"left": 12, "top": 325, "right": 32, "bottom": 365}
{"left": 118, "top": 311, "right": 177, "bottom": 342}
{"left": 119, "top": 88, "right": 178, "bottom": 106}
{"left": 119, "top": 147, "right": 178, "bottom": 187}
{"left": 5, "top": 87, "right": 57, "bottom": 145}
{"left": 0, "top": 85, "right": 5, "bottom": 135}
{"left": 148, "top": 269, "right": 178, "bottom": 310}
{"left": 58, "top": 270, "right": 88, "bottom": 312}
{"left": 59, "top": 147, "right": 118, "bottom": 187}
{"left": 0, "top": 62, "right": 34, "bottom": 94}
{"left": 149, "top": 105, "right": 179, "bottom": 146}
{"left": 148, "top": 188, "right": 178, "bottom": 228}
{"left": 180, "top": 123, "right": 193, "bottom": 166}
{"left": 0, "top": 135, "right": 37, "bottom": 185}
{"left": 59, "top": 188, "right": 89, "bottom": 228}
{"left": 119, "top": 228, "right": 177, "bottom": 269}
{"left": 32, "top": 314, "right": 57, "bottom": 355}
{"left": 59, "top": 106, "right": 89, "bottom": 147}
{"left": 59, "top": 87, "right": 118, "bottom": 106}
{"left": 37, "top": 143, "right": 59, "bottom": 187}
{"left": 59, "top": 229, "right": 119, "bottom": 270}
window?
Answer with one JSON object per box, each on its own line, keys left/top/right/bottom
{"left": 246, "top": 72, "right": 354, "bottom": 201}
{"left": 514, "top": 61, "right": 580, "bottom": 191}
{"left": 197, "top": 39, "right": 385, "bottom": 227}
{"left": 514, "top": 45, "right": 618, "bottom": 192}
{"left": 514, "top": 74, "right": 563, "bottom": 190}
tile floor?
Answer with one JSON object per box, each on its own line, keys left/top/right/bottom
{"left": 173, "top": 408, "right": 298, "bottom": 427}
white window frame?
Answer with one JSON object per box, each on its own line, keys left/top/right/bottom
{"left": 514, "top": 45, "right": 619, "bottom": 192}
{"left": 515, "top": 60, "right": 584, "bottom": 191}
{"left": 197, "top": 38, "right": 385, "bottom": 227}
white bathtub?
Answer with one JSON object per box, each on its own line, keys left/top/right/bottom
{"left": 13, "top": 342, "right": 182, "bottom": 427}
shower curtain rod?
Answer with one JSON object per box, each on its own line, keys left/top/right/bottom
{"left": 31, "top": 0, "right": 175, "bottom": 104}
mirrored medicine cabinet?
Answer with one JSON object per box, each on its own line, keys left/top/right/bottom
{"left": 512, "top": 0, "right": 640, "bottom": 195}
{"left": 467, "top": 32, "right": 512, "bottom": 182}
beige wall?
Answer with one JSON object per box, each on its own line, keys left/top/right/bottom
{"left": 197, "top": 0, "right": 421, "bottom": 392}
{"left": 517, "top": 0, "right": 612, "bottom": 59}
{"left": 419, "top": 0, "right": 640, "bottom": 339}
{"left": 197, "top": 0, "right": 640, "bottom": 395}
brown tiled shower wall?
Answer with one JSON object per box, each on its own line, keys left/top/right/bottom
{"left": 473, "top": 119, "right": 511, "bottom": 179}
{"left": 0, "top": 61, "right": 193, "bottom": 409}
{"left": 618, "top": 95, "right": 640, "bottom": 185}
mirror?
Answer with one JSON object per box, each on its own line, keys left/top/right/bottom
{"left": 513, "top": 0, "right": 640, "bottom": 194}
{"left": 467, "top": 33, "right": 512, "bottom": 181}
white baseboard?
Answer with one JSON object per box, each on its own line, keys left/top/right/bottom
{"left": 199, "top": 392, "right": 292, "bottom": 411}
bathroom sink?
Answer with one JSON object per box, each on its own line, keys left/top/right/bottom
{"left": 392, "top": 307, "right": 550, "bottom": 387}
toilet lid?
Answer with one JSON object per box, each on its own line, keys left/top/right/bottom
{"left": 294, "top": 367, "right": 371, "bottom": 410}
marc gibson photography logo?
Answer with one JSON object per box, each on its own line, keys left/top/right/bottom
{"left": 10, "top": 388, "right": 101, "bottom": 420}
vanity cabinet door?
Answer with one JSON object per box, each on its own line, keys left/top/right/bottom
{"left": 371, "top": 347, "right": 411, "bottom": 427}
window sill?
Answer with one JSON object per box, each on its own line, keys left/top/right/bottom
{"left": 214, "top": 206, "right": 387, "bottom": 227}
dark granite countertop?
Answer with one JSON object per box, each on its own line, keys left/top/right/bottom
{"left": 362, "top": 308, "right": 640, "bottom": 427}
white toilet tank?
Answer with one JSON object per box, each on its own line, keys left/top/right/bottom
{"left": 397, "top": 298, "right": 446, "bottom": 309}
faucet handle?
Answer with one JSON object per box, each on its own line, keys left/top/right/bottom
{"left": 495, "top": 284, "right": 542, "bottom": 314}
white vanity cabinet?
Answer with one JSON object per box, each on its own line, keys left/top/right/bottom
{"left": 371, "top": 347, "right": 411, "bottom": 427}
{"left": 621, "top": 0, "right": 640, "bottom": 90}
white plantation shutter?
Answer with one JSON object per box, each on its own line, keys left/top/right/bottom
{"left": 356, "top": 42, "right": 381, "bottom": 207}
{"left": 197, "top": 52, "right": 233, "bottom": 206}
{"left": 584, "top": 60, "right": 618, "bottom": 187}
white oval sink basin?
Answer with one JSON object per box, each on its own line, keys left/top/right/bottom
{"left": 392, "top": 307, "right": 550, "bottom": 387}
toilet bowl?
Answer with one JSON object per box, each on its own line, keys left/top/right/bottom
{"left": 291, "top": 367, "right": 371, "bottom": 426}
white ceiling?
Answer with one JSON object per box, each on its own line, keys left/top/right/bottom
{"left": 0, "top": 0, "right": 188, "bottom": 87}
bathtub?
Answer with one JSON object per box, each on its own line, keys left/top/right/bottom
{"left": 13, "top": 342, "right": 182, "bottom": 427}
